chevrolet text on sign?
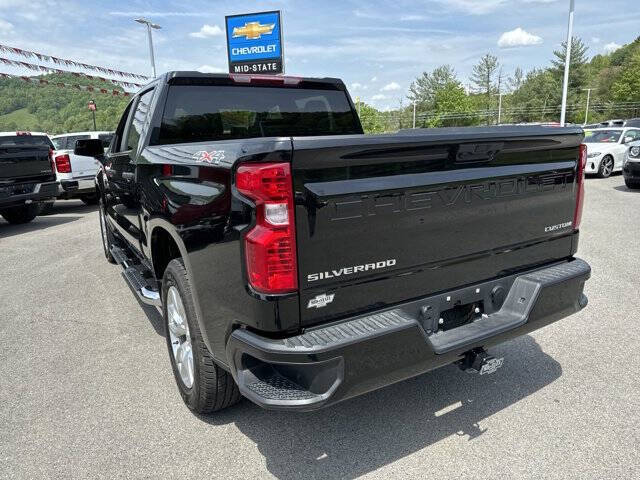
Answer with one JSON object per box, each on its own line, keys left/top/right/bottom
{"left": 225, "top": 11, "right": 283, "bottom": 74}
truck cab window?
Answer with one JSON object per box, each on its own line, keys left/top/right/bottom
{"left": 124, "top": 89, "right": 154, "bottom": 153}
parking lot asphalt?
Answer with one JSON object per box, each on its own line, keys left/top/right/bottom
{"left": 1, "top": 175, "right": 639, "bottom": 480}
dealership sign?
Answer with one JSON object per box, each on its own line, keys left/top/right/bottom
{"left": 225, "top": 11, "right": 283, "bottom": 74}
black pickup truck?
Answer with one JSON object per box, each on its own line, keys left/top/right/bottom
{"left": 77, "top": 72, "right": 590, "bottom": 413}
{"left": 0, "top": 132, "right": 58, "bottom": 224}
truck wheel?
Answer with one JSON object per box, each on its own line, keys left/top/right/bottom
{"left": 99, "top": 202, "right": 116, "bottom": 264}
{"left": 597, "top": 155, "right": 614, "bottom": 178}
{"left": 162, "top": 258, "right": 241, "bottom": 414}
{"left": 625, "top": 179, "right": 640, "bottom": 190}
{"left": 1, "top": 204, "right": 42, "bottom": 224}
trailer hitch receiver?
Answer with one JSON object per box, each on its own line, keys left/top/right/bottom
{"left": 457, "top": 348, "right": 504, "bottom": 375}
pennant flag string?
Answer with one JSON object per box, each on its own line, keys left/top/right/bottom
{"left": 0, "top": 43, "right": 149, "bottom": 81}
{"left": 0, "top": 57, "right": 143, "bottom": 89}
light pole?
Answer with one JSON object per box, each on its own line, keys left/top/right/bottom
{"left": 560, "top": 0, "right": 575, "bottom": 126}
{"left": 582, "top": 88, "right": 593, "bottom": 126}
{"left": 135, "top": 18, "right": 161, "bottom": 78}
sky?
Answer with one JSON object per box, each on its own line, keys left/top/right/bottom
{"left": 0, "top": 0, "right": 637, "bottom": 109}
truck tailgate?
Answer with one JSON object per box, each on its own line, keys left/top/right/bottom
{"left": 0, "top": 146, "right": 54, "bottom": 183}
{"left": 291, "top": 126, "right": 584, "bottom": 326}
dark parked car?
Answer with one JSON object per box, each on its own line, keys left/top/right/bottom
{"left": 0, "top": 131, "right": 57, "bottom": 224}
{"left": 623, "top": 141, "right": 640, "bottom": 189}
{"left": 77, "top": 72, "right": 591, "bottom": 413}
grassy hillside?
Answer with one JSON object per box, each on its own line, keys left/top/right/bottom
{"left": 0, "top": 73, "right": 131, "bottom": 134}
{"left": 0, "top": 108, "right": 39, "bottom": 130}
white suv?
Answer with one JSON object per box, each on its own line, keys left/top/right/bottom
{"left": 50, "top": 131, "right": 113, "bottom": 204}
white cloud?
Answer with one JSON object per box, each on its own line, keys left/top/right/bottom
{"left": 522, "top": 0, "right": 558, "bottom": 3}
{"left": 591, "top": 37, "right": 601, "bottom": 44}
{"left": 604, "top": 42, "right": 622, "bottom": 54}
{"left": 498, "top": 27, "right": 543, "bottom": 48}
{"left": 440, "top": 0, "right": 508, "bottom": 15}
{"left": 372, "top": 94, "right": 387, "bottom": 100}
{"left": 381, "top": 81, "right": 401, "bottom": 91}
{"left": 197, "top": 65, "right": 226, "bottom": 73}
{"left": 350, "top": 82, "right": 368, "bottom": 90}
{"left": 400, "top": 14, "right": 425, "bottom": 21}
{"left": 370, "top": 76, "right": 378, "bottom": 82}
{"left": 0, "top": 18, "right": 13, "bottom": 35}
{"left": 190, "top": 24, "right": 224, "bottom": 39}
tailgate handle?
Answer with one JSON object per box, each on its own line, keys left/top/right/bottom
{"left": 456, "top": 142, "right": 503, "bottom": 163}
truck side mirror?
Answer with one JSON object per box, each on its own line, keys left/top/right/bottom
{"left": 75, "top": 138, "right": 105, "bottom": 158}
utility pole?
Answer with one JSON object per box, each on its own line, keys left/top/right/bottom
{"left": 412, "top": 100, "right": 417, "bottom": 128}
{"left": 582, "top": 88, "right": 593, "bottom": 125}
{"left": 493, "top": 92, "right": 509, "bottom": 125}
{"left": 560, "top": 0, "right": 575, "bottom": 126}
{"left": 135, "top": 18, "right": 161, "bottom": 78}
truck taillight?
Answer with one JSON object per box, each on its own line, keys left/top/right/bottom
{"left": 574, "top": 144, "right": 587, "bottom": 230}
{"left": 236, "top": 162, "right": 298, "bottom": 294}
{"left": 55, "top": 154, "right": 72, "bottom": 173}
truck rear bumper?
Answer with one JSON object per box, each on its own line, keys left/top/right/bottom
{"left": 227, "top": 257, "right": 590, "bottom": 411}
{"left": 0, "top": 181, "right": 58, "bottom": 208}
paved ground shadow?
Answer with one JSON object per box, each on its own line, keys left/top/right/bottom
{"left": 0, "top": 214, "right": 81, "bottom": 238}
{"left": 199, "top": 335, "right": 561, "bottom": 480}
{"left": 613, "top": 185, "right": 640, "bottom": 193}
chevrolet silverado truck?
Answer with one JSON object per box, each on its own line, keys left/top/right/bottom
{"left": 77, "top": 72, "right": 591, "bottom": 413}
{"left": 0, "top": 131, "right": 58, "bottom": 224}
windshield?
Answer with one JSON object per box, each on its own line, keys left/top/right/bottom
{"left": 584, "top": 130, "right": 621, "bottom": 143}
{"left": 157, "top": 85, "right": 361, "bottom": 145}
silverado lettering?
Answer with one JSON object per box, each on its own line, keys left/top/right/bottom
{"left": 307, "top": 259, "right": 397, "bottom": 282}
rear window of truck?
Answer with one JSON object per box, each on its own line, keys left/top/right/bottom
{"left": 156, "top": 85, "right": 361, "bottom": 145}
{"left": 0, "top": 135, "right": 53, "bottom": 148}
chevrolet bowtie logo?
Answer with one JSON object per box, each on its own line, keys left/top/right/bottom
{"left": 232, "top": 21, "right": 275, "bottom": 40}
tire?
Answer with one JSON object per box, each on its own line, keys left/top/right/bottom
{"left": 162, "top": 258, "right": 241, "bottom": 414}
{"left": 1, "top": 204, "right": 42, "bottom": 224}
{"left": 597, "top": 155, "right": 614, "bottom": 178}
{"left": 40, "top": 200, "right": 55, "bottom": 215}
{"left": 80, "top": 194, "right": 98, "bottom": 205}
{"left": 99, "top": 202, "right": 116, "bottom": 264}
{"left": 625, "top": 179, "right": 640, "bottom": 190}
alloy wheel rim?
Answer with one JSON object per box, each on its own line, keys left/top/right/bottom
{"left": 603, "top": 158, "right": 613, "bottom": 176}
{"left": 167, "top": 286, "right": 194, "bottom": 388}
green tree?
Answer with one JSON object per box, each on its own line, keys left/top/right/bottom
{"left": 551, "top": 36, "right": 589, "bottom": 91}
{"left": 611, "top": 51, "right": 640, "bottom": 102}
{"left": 407, "top": 65, "right": 458, "bottom": 110}
{"left": 426, "top": 81, "right": 476, "bottom": 127}
{"left": 470, "top": 54, "right": 500, "bottom": 106}
{"left": 356, "top": 102, "right": 386, "bottom": 134}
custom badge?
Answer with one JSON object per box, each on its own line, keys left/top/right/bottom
{"left": 194, "top": 150, "right": 225, "bottom": 165}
